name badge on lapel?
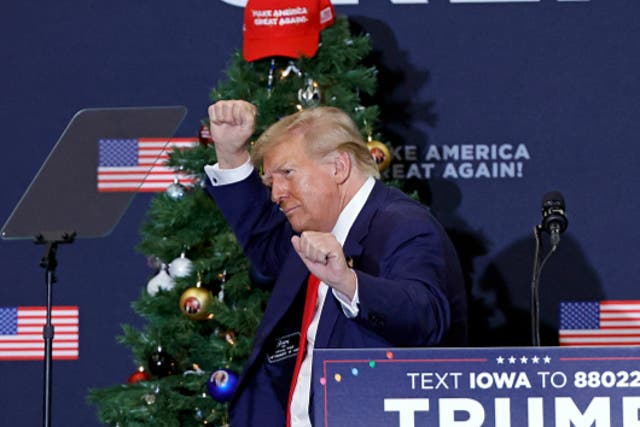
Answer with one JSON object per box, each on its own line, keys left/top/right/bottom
{"left": 266, "top": 332, "right": 300, "bottom": 364}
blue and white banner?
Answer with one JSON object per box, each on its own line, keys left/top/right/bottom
{"left": 313, "top": 346, "right": 640, "bottom": 427}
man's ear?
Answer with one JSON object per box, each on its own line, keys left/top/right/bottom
{"left": 333, "top": 151, "right": 352, "bottom": 184}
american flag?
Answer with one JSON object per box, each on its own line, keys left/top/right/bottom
{"left": 559, "top": 301, "right": 640, "bottom": 346}
{"left": 97, "top": 137, "right": 198, "bottom": 192}
{"left": 0, "top": 306, "right": 79, "bottom": 361}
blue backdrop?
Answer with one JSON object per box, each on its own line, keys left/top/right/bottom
{"left": 2, "top": 0, "right": 638, "bottom": 425}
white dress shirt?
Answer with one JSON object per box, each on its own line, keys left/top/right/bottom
{"left": 205, "top": 160, "right": 375, "bottom": 426}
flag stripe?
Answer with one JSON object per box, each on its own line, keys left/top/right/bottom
{"left": 18, "top": 326, "right": 78, "bottom": 333}
{"left": 0, "top": 306, "right": 79, "bottom": 361}
{"left": 1, "top": 334, "right": 79, "bottom": 341}
{"left": 559, "top": 329, "right": 640, "bottom": 336}
{"left": 560, "top": 301, "right": 640, "bottom": 346}
{"left": 97, "top": 137, "right": 198, "bottom": 192}
{"left": 0, "top": 342, "right": 79, "bottom": 349}
{"left": 0, "top": 352, "right": 79, "bottom": 361}
{"left": 18, "top": 318, "right": 77, "bottom": 325}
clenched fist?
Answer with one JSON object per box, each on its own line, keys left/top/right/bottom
{"left": 291, "top": 231, "right": 357, "bottom": 300}
{"left": 208, "top": 100, "right": 257, "bottom": 169}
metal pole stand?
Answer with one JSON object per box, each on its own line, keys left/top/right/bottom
{"left": 34, "top": 231, "right": 76, "bottom": 427}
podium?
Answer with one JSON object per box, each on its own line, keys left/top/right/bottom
{"left": 313, "top": 346, "right": 640, "bottom": 427}
{"left": 1, "top": 106, "right": 187, "bottom": 427}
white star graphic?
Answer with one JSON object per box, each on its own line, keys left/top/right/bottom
{"left": 520, "top": 356, "right": 528, "bottom": 364}
{"left": 531, "top": 356, "right": 540, "bottom": 364}
{"left": 508, "top": 356, "right": 517, "bottom": 364}
{"left": 496, "top": 356, "right": 505, "bottom": 364}
{"left": 543, "top": 356, "right": 551, "bottom": 364}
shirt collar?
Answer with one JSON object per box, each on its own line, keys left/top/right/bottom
{"left": 331, "top": 176, "right": 376, "bottom": 246}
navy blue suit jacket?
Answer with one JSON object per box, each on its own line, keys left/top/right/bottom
{"left": 207, "top": 171, "right": 467, "bottom": 426}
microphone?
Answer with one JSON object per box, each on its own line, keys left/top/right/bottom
{"left": 531, "top": 191, "right": 568, "bottom": 346}
{"left": 541, "top": 191, "right": 568, "bottom": 246}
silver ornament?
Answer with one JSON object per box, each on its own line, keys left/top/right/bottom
{"left": 281, "top": 61, "right": 302, "bottom": 78}
{"left": 168, "top": 252, "right": 193, "bottom": 278}
{"left": 298, "top": 78, "right": 321, "bottom": 109}
{"left": 147, "top": 264, "right": 175, "bottom": 296}
{"left": 166, "top": 177, "right": 186, "bottom": 200}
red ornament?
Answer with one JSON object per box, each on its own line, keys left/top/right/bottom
{"left": 198, "top": 124, "right": 214, "bottom": 146}
{"left": 127, "top": 367, "right": 151, "bottom": 384}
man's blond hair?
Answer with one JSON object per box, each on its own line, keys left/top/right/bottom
{"left": 251, "top": 106, "right": 380, "bottom": 178}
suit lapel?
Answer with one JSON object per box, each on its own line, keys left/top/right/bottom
{"left": 314, "top": 180, "right": 388, "bottom": 348}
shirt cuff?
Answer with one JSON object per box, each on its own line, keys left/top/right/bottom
{"left": 204, "top": 159, "right": 254, "bottom": 186}
{"left": 332, "top": 272, "right": 360, "bottom": 318}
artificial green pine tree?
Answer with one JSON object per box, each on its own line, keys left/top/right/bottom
{"left": 89, "top": 16, "right": 384, "bottom": 426}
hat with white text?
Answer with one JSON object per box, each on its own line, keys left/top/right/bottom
{"left": 243, "top": 0, "right": 335, "bottom": 62}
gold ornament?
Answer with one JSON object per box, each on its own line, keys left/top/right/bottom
{"left": 367, "top": 139, "right": 391, "bottom": 172}
{"left": 179, "top": 284, "right": 213, "bottom": 321}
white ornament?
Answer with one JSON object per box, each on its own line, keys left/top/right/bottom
{"left": 168, "top": 252, "right": 193, "bottom": 278}
{"left": 166, "top": 177, "right": 186, "bottom": 200}
{"left": 147, "top": 264, "right": 175, "bottom": 296}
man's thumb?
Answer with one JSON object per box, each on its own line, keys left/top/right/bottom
{"left": 290, "top": 235, "right": 301, "bottom": 254}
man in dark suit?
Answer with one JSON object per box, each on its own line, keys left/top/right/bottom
{"left": 205, "top": 100, "right": 467, "bottom": 427}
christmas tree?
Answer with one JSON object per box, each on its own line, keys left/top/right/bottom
{"left": 88, "top": 16, "right": 389, "bottom": 426}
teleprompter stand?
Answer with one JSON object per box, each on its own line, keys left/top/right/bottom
{"left": 35, "top": 231, "right": 76, "bottom": 427}
{"left": 1, "top": 106, "right": 187, "bottom": 427}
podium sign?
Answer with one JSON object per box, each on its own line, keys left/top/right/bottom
{"left": 313, "top": 346, "right": 640, "bottom": 427}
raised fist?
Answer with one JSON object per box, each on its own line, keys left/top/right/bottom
{"left": 208, "top": 100, "right": 257, "bottom": 168}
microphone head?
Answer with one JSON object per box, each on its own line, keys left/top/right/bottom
{"left": 542, "top": 191, "right": 565, "bottom": 211}
{"left": 541, "top": 190, "right": 568, "bottom": 234}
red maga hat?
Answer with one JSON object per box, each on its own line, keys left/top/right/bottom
{"left": 243, "top": 0, "right": 335, "bottom": 62}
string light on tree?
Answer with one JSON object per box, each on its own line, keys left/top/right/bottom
{"left": 266, "top": 58, "right": 276, "bottom": 97}
{"left": 217, "top": 270, "right": 227, "bottom": 302}
{"left": 219, "top": 329, "right": 236, "bottom": 346}
{"left": 183, "top": 363, "right": 206, "bottom": 377}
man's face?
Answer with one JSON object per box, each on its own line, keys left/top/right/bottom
{"left": 262, "top": 135, "right": 341, "bottom": 233}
